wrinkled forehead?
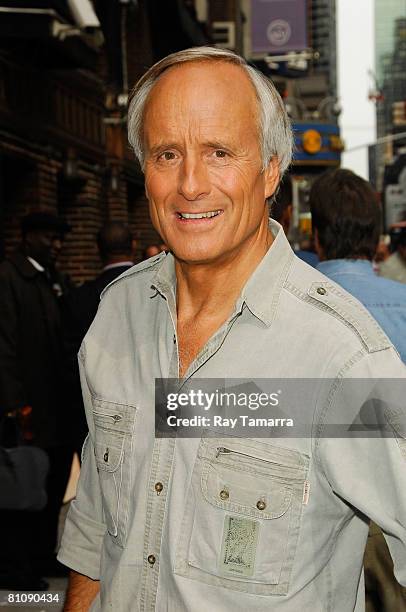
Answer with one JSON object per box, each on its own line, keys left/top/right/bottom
{"left": 143, "top": 61, "right": 260, "bottom": 137}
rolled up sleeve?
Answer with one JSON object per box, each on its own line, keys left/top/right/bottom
{"left": 57, "top": 352, "right": 106, "bottom": 580}
{"left": 318, "top": 351, "right": 406, "bottom": 586}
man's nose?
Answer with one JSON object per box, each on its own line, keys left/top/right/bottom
{"left": 177, "top": 155, "right": 211, "bottom": 201}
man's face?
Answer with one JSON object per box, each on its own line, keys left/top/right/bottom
{"left": 143, "top": 61, "right": 279, "bottom": 266}
{"left": 25, "top": 229, "right": 62, "bottom": 267}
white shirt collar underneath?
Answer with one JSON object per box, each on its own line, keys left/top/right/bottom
{"left": 26, "top": 256, "right": 45, "bottom": 272}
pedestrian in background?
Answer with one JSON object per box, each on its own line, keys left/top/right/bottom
{"left": 143, "top": 243, "right": 167, "bottom": 260}
{"left": 270, "top": 174, "right": 319, "bottom": 267}
{"left": 0, "top": 211, "right": 73, "bottom": 589}
{"left": 310, "top": 168, "right": 406, "bottom": 362}
{"left": 379, "top": 222, "right": 406, "bottom": 284}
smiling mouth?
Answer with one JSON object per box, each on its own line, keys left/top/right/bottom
{"left": 177, "top": 210, "right": 223, "bottom": 220}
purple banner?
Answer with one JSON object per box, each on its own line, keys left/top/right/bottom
{"left": 251, "top": 0, "right": 308, "bottom": 54}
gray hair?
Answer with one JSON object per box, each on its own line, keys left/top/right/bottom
{"left": 128, "top": 46, "right": 293, "bottom": 175}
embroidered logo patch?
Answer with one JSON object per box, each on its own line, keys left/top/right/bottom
{"left": 219, "top": 515, "right": 259, "bottom": 577}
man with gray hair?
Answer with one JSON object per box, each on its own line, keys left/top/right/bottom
{"left": 59, "top": 47, "right": 406, "bottom": 611}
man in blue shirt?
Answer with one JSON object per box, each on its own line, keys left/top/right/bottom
{"left": 310, "top": 168, "right": 406, "bottom": 363}
{"left": 310, "top": 167, "right": 406, "bottom": 611}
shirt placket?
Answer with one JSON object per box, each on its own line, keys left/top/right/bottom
{"left": 139, "top": 434, "right": 176, "bottom": 612}
{"left": 182, "top": 304, "right": 245, "bottom": 381}
{"left": 139, "top": 297, "right": 244, "bottom": 611}
{"left": 139, "top": 285, "right": 178, "bottom": 612}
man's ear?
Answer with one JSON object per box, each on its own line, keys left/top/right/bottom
{"left": 264, "top": 158, "right": 280, "bottom": 200}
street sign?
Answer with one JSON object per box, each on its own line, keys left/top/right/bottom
{"left": 251, "top": 0, "right": 308, "bottom": 55}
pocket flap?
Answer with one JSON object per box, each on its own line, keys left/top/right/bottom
{"left": 92, "top": 397, "right": 136, "bottom": 435}
{"left": 199, "top": 438, "right": 309, "bottom": 520}
{"left": 202, "top": 461, "right": 292, "bottom": 519}
{"left": 94, "top": 429, "right": 124, "bottom": 472}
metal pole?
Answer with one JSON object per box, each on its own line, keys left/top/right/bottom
{"left": 345, "top": 131, "right": 406, "bottom": 153}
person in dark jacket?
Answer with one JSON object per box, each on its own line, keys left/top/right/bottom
{"left": 0, "top": 211, "right": 73, "bottom": 589}
{"left": 62, "top": 221, "right": 136, "bottom": 455}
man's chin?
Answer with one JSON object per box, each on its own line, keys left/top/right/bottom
{"left": 172, "top": 249, "right": 221, "bottom": 266}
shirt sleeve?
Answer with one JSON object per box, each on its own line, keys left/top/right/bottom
{"left": 57, "top": 351, "right": 106, "bottom": 580}
{"left": 317, "top": 348, "right": 406, "bottom": 587}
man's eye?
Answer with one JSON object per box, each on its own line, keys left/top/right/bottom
{"left": 158, "top": 151, "right": 176, "bottom": 161}
{"left": 214, "top": 150, "right": 227, "bottom": 158}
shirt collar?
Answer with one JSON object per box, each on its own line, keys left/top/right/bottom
{"left": 151, "top": 219, "right": 294, "bottom": 327}
{"left": 241, "top": 219, "right": 294, "bottom": 325}
{"left": 152, "top": 252, "right": 177, "bottom": 300}
{"left": 26, "top": 256, "right": 45, "bottom": 272}
{"left": 317, "top": 259, "right": 375, "bottom": 277}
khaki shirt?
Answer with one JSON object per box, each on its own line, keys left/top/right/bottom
{"left": 58, "top": 221, "right": 406, "bottom": 611}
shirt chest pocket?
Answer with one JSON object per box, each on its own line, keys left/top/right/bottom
{"left": 174, "top": 437, "right": 309, "bottom": 596}
{"left": 92, "top": 398, "right": 136, "bottom": 548}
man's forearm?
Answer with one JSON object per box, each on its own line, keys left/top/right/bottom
{"left": 64, "top": 571, "right": 100, "bottom": 611}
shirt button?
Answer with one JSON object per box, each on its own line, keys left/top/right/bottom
{"left": 219, "top": 489, "right": 229, "bottom": 500}
{"left": 155, "top": 482, "right": 163, "bottom": 495}
{"left": 147, "top": 554, "right": 156, "bottom": 566}
{"left": 173, "top": 335, "right": 176, "bottom": 344}
{"left": 316, "top": 287, "right": 327, "bottom": 295}
{"left": 256, "top": 500, "right": 266, "bottom": 510}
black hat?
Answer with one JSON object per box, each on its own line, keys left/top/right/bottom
{"left": 21, "top": 212, "right": 71, "bottom": 235}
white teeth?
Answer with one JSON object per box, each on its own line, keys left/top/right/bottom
{"left": 179, "top": 210, "right": 221, "bottom": 219}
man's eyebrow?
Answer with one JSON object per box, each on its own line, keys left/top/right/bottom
{"left": 146, "top": 140, "right": 237, "bottom": 156}
{"left": 147, "top": 143, "right": 179, "bottom": 155}
{"left": 203, "top": 140, "right": 234, "bottom": 150}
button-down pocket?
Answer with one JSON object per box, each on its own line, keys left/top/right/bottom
{"left": 92, "top": 397, "right": 136, "bottom": 548}
{"left": 174, "top": 437, "right": 309, "bottom": 595}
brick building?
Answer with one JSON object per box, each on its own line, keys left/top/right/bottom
{"left": 0, "top": 0, "right": 208, "bottom": 282}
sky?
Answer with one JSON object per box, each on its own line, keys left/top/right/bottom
{"left": 337, "top": 0, "right": 376, "bottom": 179}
